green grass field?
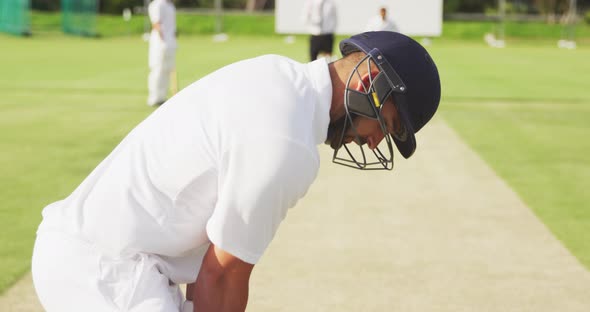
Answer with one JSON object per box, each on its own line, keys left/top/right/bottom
{"left": 1, "top": 29, "right": 589, "bottom": 294}
{"left": 430, "top": 41, "right": 590, "bottom": 271}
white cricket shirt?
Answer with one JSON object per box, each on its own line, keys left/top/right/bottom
{"left": 149, "top": 0, "right": 176, "bottom": 50}
{"left": 38, "top": 55, "right": 332, "bottom": 283}
{"left": 302, "top": 0, "right": 338, "bottom": 35}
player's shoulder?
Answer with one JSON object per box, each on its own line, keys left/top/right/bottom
{"left": 224, "top": 54, "right": 297, "bottom": 74}
{"left": 242, "top": 54, "right": 306, "bottom": 89}
{"left": 247, "top": 54, "right": 301, "bottom": 70}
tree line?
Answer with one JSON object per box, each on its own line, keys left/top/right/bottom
{"left": 446, "top": 0, "right": 588, "bottom": 15}
{"left": 32, "top": 0, "right": 589, "bottom": 16}
{"left": 32, "top": 0, "right": 274, "bottom": 13}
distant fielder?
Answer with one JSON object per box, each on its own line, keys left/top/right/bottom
{"left": 365, "top": 6, "right": 399, "bottom": 32}
{"left": 147, "top": 0, "right": 177, "bottom": 106}
{"left": 32, "top": 31, "right": 441, "bottom": 311}
{"left": 302, "top": 0, "right": 338, "bottom": 61}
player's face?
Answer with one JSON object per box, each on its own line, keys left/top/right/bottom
{"left": 342, "top": 98, "right": 401, "bottom": 150}
{"left": 330, "top": 49, "right": 408, "bottom": 170}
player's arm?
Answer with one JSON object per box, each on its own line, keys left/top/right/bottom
{"left": 151, "top": 22, "right": 164, "bottom": 40}
{"left": 188, "top": 243, "right": 254, "bottom": 312}
{"left": 148, "top": 3, "right": 164, "bottom": 40}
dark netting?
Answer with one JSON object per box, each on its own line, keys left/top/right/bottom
{"left": 0, "top": 0, "right": 31, "bottom": 36}
{"left": 62, "top": 0, "right": 99, "bottom": 37}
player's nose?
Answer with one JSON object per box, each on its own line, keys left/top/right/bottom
{"left": 367, "top": 132, "right": 385, "bottom": 150}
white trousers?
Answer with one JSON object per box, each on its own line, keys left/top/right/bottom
{"left": 32, "top": 231, "right": 193, "bottom": 312}
{"left": 148, "top": 46, "right": 176, "bottom": 106}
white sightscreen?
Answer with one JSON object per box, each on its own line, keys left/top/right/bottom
{"left": 276, "top": 0, "right": 442, "bottom": 37}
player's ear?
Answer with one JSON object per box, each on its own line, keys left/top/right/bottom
{"left": 355, "top": 70, "right": 380, "bottom": 92}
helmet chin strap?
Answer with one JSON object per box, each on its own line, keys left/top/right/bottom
{"left": 329, "top": 53, "right": 395, "bottom": 170}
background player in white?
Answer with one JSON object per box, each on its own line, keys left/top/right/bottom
{"left": 365, "top": 6, "right": 398, "bottom": 32}
{"left": 302, "top": 0, "right": 338, "bottom": 61}
{"left": 32, "top": 31, "right": 441, "bottom": 311}
{"left": 148, "top": 0, "right": 177, "bottom": 106}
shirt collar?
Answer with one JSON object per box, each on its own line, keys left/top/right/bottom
{"left": 304, "top": 58, "right": 332, "bottom": 146}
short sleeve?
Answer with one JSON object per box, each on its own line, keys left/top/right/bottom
{"left": 206, "top": 136, "right": 319, "bottom": 264}
{"left": 148, "top": 1, "right": 162, "bottom": 24}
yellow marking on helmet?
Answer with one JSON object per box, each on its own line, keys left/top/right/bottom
{"left": 372, "top": 92, "right": 381, "bottom": 108}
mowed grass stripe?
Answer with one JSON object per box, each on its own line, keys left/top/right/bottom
{"left": 442, "top": 99, "right": 590, "bottom": 268}
{"left": 1, "top": 34, "right": 150, "bottom": 292}
{"left": 433, "top": 40, "right": 590, "bottom": 268}
{"left": 431, "top": 41, "right": 590, "bottom": 103}
{"left": 0, "top": 90, "right": 151, "bottom": 292}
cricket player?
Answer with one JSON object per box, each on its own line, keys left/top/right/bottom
{"left": 32, "top": 31, "right": 441, "bottom": 311}
{"left": 365, "top": 7, "right": 399, "bottom": 32}
{"left": 147, "top": 0, "right": 176, "bottom": 106}
{"left": 302, "top": 0, "right": 338, "bottom": 61}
